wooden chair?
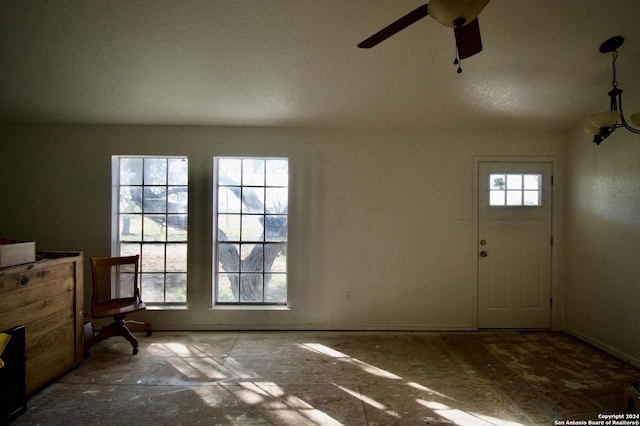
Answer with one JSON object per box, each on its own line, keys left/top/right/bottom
{"left": 86, "top": 255, "right": 151, "bottom": 355}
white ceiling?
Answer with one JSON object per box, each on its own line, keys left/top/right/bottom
{"left": 1, "top": 0, "right": 640, "bottom": 131}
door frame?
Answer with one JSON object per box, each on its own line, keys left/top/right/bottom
{"left": 472, "top": 156, "right": 562, "bottom": 330}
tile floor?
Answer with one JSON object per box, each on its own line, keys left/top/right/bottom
{"left": 12, "top": 331, "right": 640, "bottom": 425}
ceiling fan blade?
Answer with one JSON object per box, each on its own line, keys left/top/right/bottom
{"left": 358, "top": 4, "right": 429, "bottom": 48}
{"left": 453, "top": 18, "right": 482, "bottom": 59}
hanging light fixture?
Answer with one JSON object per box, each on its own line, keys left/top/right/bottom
{"left": 584, "top": 36, "right": 640, "bottom": 145}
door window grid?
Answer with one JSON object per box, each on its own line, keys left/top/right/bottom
{"left": 113, "top": 156, "right": 188, "bottom": 304}
{"left": 489, "top": 174, "right": 542, "bottom": 206}
{"left": 214, "top": 157, "right": 288, "bottom": 305}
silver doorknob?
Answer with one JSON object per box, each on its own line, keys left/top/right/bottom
{"left": 479, "top": 251, "right": 488, "bottom": 257}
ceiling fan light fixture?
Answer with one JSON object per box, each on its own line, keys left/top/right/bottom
{"left": 428, "top": 0, "right": 490, "bottom": 28}
{"left": 586, "top": 36, "right": 640, "bottom": 145}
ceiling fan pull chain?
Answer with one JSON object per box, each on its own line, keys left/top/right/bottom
{"left": 454, "top": 53, "right": 463, "bottom": 73}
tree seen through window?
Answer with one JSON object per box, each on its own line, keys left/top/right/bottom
{"left": 215, "top": 158, "right": 288, "bottom": 304}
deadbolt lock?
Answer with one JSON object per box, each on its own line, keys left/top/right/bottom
{"left": 480, "top": 239, "right": 487, "bottom": 246}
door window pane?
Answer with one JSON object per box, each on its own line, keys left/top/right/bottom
{"left": 490, "top": 173, "right": 542, "bottom": 206}
{"left": 524, "top": 174, "right": 540, "bottom": 190}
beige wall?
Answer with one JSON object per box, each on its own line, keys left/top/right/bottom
{"left": 1, "top": 125, "right": 565, "bottom": 332}
{"left": 565, "top": 126, "right": 640, "bottom": 367}
{"left": 2, "top": 121, "right": 638, "bottom": 367}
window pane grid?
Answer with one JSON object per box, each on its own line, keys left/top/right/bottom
{"left": 215, "top": 157, "right": 288, "bottom": 305}
{"left": 489, "top": 173, "right": 541, "bottom": 206}
{"left": 115, "top": 156, "right": 188, "bottom": 304}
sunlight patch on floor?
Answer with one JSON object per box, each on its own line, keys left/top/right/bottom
{"left": 406, "top": 381, "right": 454, "bottom": 400}
{"left": 234, "top": 382, "right": 344, "bottom": 425}
{"left": 156, "top": 343, "right": 345, "bottom": 426}
{"left": 148, "top": 342, "right": 221, "bottom": 379}
{"left": 303, "top": 342, "right": 524, "bottom": 425}
{"left": 334, "top": 383, "right": 401, "bottom": 418}
{"left": 300, "top": 343, "right": 402, "bottom": 380}
{"left": 149, "top": 339, "right": 526, "bottom": 425}
{"left": 417, "top": 399, "right": 525, "bottom": 426}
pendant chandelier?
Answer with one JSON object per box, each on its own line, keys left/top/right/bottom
{"left": 584, "top": 36, "right": 640, "bottom": 145}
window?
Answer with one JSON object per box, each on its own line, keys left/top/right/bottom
{"left": 489, "top": 173, "right": 541, "bottom": 206}
{"left": 112, "top": 156, "right": 188, "bottom": 304}
{"left": 214, "top": 157, "right": 288, "bottom": 305}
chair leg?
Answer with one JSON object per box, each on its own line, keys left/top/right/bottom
{"left": 117, "top": 323, "right": 140, "bottom": 355}
{"left": 124, "top": 320, "right": 152, "bottom": 336}
{"left": 85, "top": 318, "right": 140, "bottom": 355}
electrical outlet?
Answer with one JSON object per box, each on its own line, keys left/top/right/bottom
{"left": 344, "top": 291, "right": 352, "bottom": 302}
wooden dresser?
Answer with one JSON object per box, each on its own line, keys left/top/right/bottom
{"left": 0, "top": 252, "right": 84, "bottom": 396}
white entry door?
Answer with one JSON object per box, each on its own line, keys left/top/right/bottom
{"left": 477, "top": 162, "right": 553, "bottom": 328}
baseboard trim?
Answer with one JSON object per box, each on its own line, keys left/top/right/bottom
{"left": 564, "top": 326, "right": 640, "bottom": 369}
{"left": 142, "top": 323, "right": 477, "bottom": 332}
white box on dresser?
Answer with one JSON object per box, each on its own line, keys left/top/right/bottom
{"left": 0, "top": 241, "right": 36, "bottom": 268}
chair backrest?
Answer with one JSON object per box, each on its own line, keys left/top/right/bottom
{"left": 90, "top": 255, "right": 140, "bottom": 306}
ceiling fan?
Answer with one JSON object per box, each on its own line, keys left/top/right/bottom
{"left": 358, "top": 0, "right": 490, "bottom": 71}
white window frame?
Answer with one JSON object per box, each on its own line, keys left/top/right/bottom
{"left": 111, "top": 155, "right": 189, "bottom": 305}
{"left": 213, "top": 156, "right": 289, "bottom": 306}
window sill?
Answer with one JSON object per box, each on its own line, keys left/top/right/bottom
{"left": 145, "top": 305, "right": 189, "bottom": 311}
{"left": 210, "top": 305, "right": 290, "bottom": 311}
